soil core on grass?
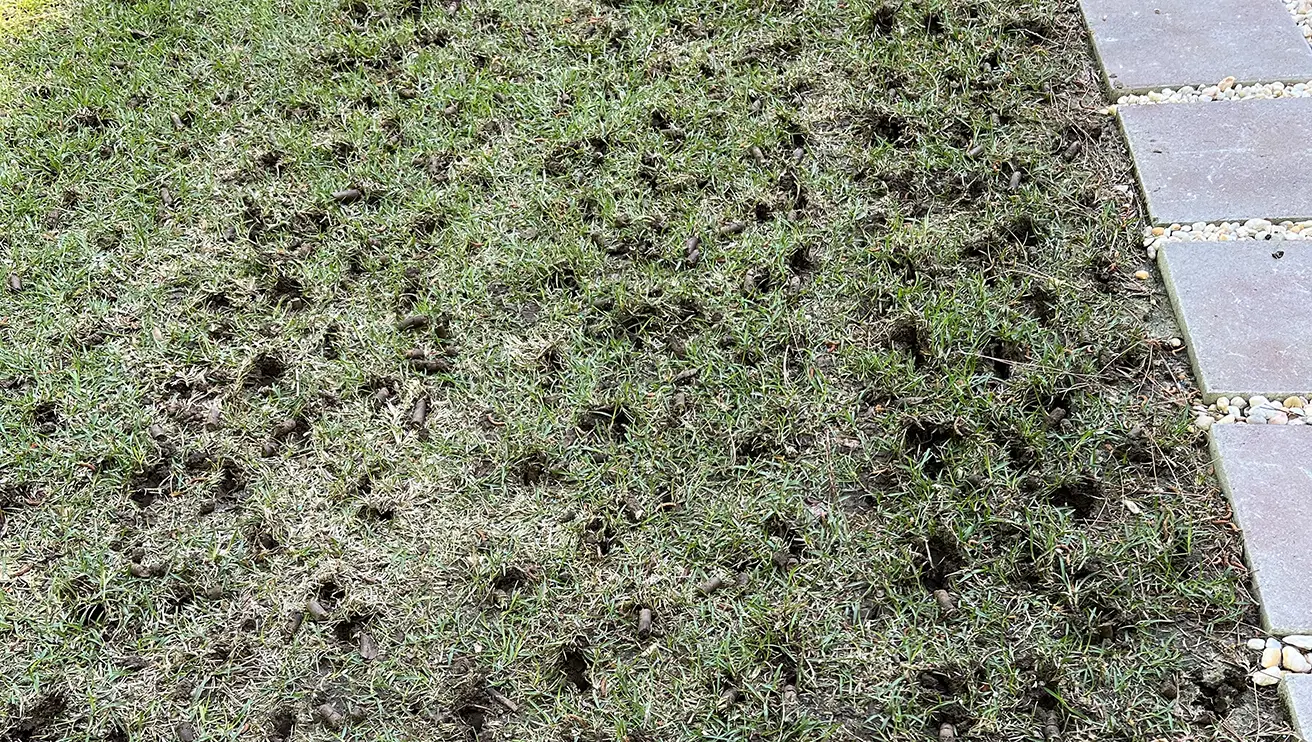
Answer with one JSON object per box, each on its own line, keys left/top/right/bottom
{"left": 0, "top": 0, "right": 1279, "bottom": 738}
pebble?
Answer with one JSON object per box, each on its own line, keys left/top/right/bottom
{"left": 1263, "top": 642, "right": 1284, "bottom": 668}
{"left": 1285, "top": 646, "right": 1311, "bottom": 673}
{"left": 1286, "top": 635, "right": 1312, "bottom": 650}
{"left": 1249, "top": 637, "right": 1270, "bottom": 651}
{"left": 1204, "top": 395, "right": 1311, "bottom": 426}
{"left": 1119, "top": 77, "right": 1312, "bottom": 107}
{"left": 1143, "top": 219, "right": 1312, "bottom": 255}
{"left": 1290, "top": 0, "right": 1312, "bottom": 43}
{"left": 1134, "top": 270, "right": 1151, "bottom": 280}
{"left": 1253, "top": 667, "right": 1285, "bottom": 686}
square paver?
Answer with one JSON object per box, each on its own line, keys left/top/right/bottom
{"left": 1158, "top": 241, "right": 1312, "bottom": 400}
{"left": 1284, "top": 674, "right": 1312, "bottom": 740}
{"left": 1121, "top": 98, "right": 1312, "bottom": 225}
{"left": 1079, "top": 0, "right": 1312, "bottom": 94}
{"left": 1211, "top": 424, "right": 1312, "bottom": 635}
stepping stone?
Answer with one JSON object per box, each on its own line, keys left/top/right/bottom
{"left": 1158, "top": 241, "right": 1312, "bottom": 400}
{"left": 1284, "top": 674, "right": 1312, "bottom": 738}
{"left": 1121, "top": 98, "right": 1312, "bottom": 225}
{"left": 1079, "top": 0, "right": 1312, "bottom": 94}
{"left": 1211, "top": 424, "right": 1312, "bottom": 635}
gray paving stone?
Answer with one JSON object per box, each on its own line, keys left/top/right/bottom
{"left": 1283, "top": 674, "right": 1312, "bottom": 739}
{"left": 1121, "top": 98, "right": 1312, "bottom": 225}
{"left": 1158, "top": 241, "right": 1312, "bottom": 400}
{"left": 1079, "top": 0, "right": 1312, "bottom": 94}
{"left": 1211, "top": 424, "right": 1312, "bottom": 635}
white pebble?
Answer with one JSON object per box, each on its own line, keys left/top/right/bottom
{"left": 1249, "top": 637, "right": 1270, "bottom": 650}
{"left": 1285, "top": 635, "right": 1312, "bottom": 650}
{"left": 1263, "top": 643, "right": 1284, "bottom": 668}
{"left": 1285, "top": 646, "right": 1311, "bottom": 672}
{"left": 1253, "top": 667, "right": 1284, "bottom": 686}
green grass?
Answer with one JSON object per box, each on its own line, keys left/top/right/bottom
{"left": 0, "top": 0, "right": 1282, "bottom": 739}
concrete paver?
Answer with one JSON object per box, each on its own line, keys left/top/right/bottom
{"left": 1121, "top": 98, "right": 1312, "bottom": 225}
{"left": 1080, "top": 0, "right": 1312, "bottom": 94}
{"left": 1158, "top": 241, "right": 1312, "bottom": 400}
{"left": 1212, "top": 424, "right": 1312, "bottom": 635}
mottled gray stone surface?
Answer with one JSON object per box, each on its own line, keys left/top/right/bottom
{"left": 1121, "top": 98, "right": 1312, "bottom": 225}
{"left": 1283, "top": 674, "right": 1312, "bottom": 739}
{"left": 1211, "top": 425, "right": 1312, "bottom": 635}
{"left": 1158, "top": 241, "right": 1312, "bottom": 400}
{"left": 1079, "top": 0, "right": 1312, "bottom": 94}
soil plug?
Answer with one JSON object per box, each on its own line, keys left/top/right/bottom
{"left": 171, "top": 112, "right": 185, "bottom": 130}
{"left": 332, "top": 188, "right": 363, "bottom": 204}
{"left": 306, "top": 598, "right": 330, "bottom": 621}
{"left": 315, "top": 703, "right": 345, "bottom": 730}
{"left": 939, "top": 723, "right": 956, "bottom": 741}
{"left": 204, "top": 403, "right": 222, "bottom": 431}
{"left": 411, "top": 397, "right": 429, "bottom": 427}
{"left": 719, "top": 221, "right": 745, "bottom": 236}
{"left": 285, "top": 611, "right": 304, "bottom": 638}
{"left": 933, "top": 589, "right": 956, "bottom": 613}
{"left": 637, "top": 607, "right": 653, "bottom": 638}
{"left": 397, "top": 314, "right": 429, "bottom": 332}
{"left": 698, "top": 576, "right": 724, "bottom": 595}
{"left": 683, "top": 236, "right": 701, "bottom": 266}
{"left": 411, "top": 358, "right": 452, "bottom": 374}
{"left": 271, "top": 418, "right": 298, "bottom": 439}
{"left": 716, "top": 688, "right": 739, "bottom": 712}
{"left": 7, "top": 274, "right": 21, "bottom": 292}
{"left": 749, "top": 145, "right": 765, "bottom": 165}
{"left": 1008, "top": 170, "right": 1022, "bottom": 191}
{"left": 358, "top": 630, "right": 380, "bottom": 660}
{"left": 1042, "top": 710, "right": 1060, "bottom": 741}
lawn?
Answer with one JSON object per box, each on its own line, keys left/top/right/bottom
{"left": 0, "top": 0, "right": 1283, "bottom": 739}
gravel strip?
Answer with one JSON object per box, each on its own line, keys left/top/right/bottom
{"left": 1193, "top": 395, "right": 1311, "bottom": 429}
{"left": 1114, "top": 79, "right": 1312, "bottom": 106}
{"left": 1247, "top": 635, "right": 1312, "bottom": 685}
{"left": 1291, "top": 0, "right": 1312, "bottom": 44}
{"left": 1142, "top": 218, "right": 1312, "bottom": 258}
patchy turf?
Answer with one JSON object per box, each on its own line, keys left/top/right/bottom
{"left": 0, "top": 0, "right": 1289, "bottom": 739}
{"left": 0, "top": 0, "right": 55, "bottom": 40}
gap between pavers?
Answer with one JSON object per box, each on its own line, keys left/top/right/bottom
{"left": 1079, "top": 0, "right": 1312, "bottom": 95}
{"left": 1211, "top": 424, "right": 1312, "bottom": 635}
{"left": 1157, "top": 241, "right": 1312, "bottom": 401}
{"left": 1120, "top": 97, "right": 1312, "bottom": 226}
